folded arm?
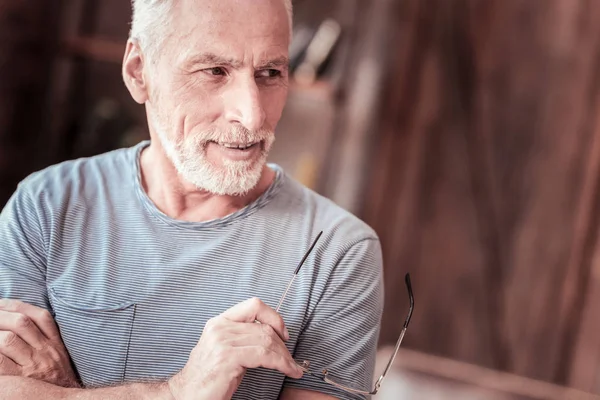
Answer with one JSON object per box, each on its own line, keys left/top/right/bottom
{"left": 1, "top": 378, "right": 337, "bottom": 400}
{"left": 0, "top": 376, "right": 173, "bottom": 400}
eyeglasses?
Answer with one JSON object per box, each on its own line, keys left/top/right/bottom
{"left": 277, "top": 232, "right": 415, "bottom": 396}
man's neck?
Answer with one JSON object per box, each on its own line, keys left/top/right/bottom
{"left": 139, "top": 142, "right": 276, "bottom": 222}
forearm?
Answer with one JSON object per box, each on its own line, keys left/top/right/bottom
{"left": 0, "top": 376, "right": 174, "bottom": 400}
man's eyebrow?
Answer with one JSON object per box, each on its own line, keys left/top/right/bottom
{"left": 183, "top": 53, "right": 289, "bottom": 70}
{"left": 185, "top": 53, "right": 244, "bottom": 69}
{"left": 257, "top": 56, "right": 290, "bottom": 69}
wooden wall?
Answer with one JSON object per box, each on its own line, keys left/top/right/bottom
{"left": 363, "top": 0, "right": 600, "bottom": 393}
{"left": 0, "top": 1, "right": 62, "bottom": 206}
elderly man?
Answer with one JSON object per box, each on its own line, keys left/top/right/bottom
{"left": 0, "top": 0, "right": 383, "bottom": 399}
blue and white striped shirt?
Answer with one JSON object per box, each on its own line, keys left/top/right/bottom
{"left": 0, "top": 141, "right": 384, "bottom": 399}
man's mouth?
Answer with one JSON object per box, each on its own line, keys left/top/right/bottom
{"left": 211, "top": 141, "right": 261, "bottom": 151}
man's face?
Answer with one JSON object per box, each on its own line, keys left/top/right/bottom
{"left": 145, "top": 0, "right": 290, "bottom": 195}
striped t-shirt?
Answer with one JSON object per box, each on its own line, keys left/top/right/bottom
{"left": 0, "top": 141, "right": 384, "bottom": 399}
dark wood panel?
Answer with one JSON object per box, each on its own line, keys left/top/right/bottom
{"left": 568, "top": 109, "right": 600, "bottom": 391}
{"left": 364, "top": 0, "right": 600, "bottom": 389}
{"left": 0, "top": 1, "right": 63, "bottom": 206}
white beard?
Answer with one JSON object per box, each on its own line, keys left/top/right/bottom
{"left": 149, "top": 112, "right": 275, "bottom": 196}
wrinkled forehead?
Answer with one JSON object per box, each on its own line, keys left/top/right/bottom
{"left": 172, "top": 0, "right": 290, "bottom": 46}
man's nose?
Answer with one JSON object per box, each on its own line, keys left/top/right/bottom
{"left": 224, "top": 78, "right": 266, "bottom": 132}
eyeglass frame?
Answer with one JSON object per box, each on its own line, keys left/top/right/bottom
{"left": 276, "top": 232, "right": 415, "bottom": 396}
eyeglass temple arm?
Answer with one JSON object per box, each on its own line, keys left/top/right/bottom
{"left": 373, "top": 273, "right": 414, "bottom": 393}
{"left": 275, "top": 231, "right": 323, "bottom": 313}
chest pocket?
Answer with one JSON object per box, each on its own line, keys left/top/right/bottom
{"left": 49, "top": 286, "right": 137, "bottom": 388}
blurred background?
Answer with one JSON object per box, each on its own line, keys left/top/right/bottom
{"left": 2, "top": 0, "right": 600, "bottom": 399}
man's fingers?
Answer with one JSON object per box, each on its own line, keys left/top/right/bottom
{"left": 234, "top": 346, "right": 303, "bottom": 379}
{"left": 0, "top": 330, "right": 33, "bottom": 366}
{"left": 0, "top": 310, "right": 47, "bottom": 349}
{"left": 221, "top": 298, "right": 289, "bottom": 340}
{"left": 225, "top": 323, "right": 295, "bottom": 362}
{"left": 0, "top": 353, "right": 21, "bottom": 376}
{"left": 0, "top": 299, "right": 59, "bottom": 341}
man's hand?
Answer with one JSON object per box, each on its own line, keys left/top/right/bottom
{"left": 168, "top": 297, "right": 304, "bottom": 400}
{"left": 0, "top": 299, "right": 79, "bottom": 388}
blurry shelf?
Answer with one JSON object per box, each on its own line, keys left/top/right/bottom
{"left": 376, "top": 347, "right": 598, "bottom": 400}
{"left": 61, "top": 36, "right": 125, "bottom": 64}
{"left": 289, "top": 80, "right": 335, "bottom": 101}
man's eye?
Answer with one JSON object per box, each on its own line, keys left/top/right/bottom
{"left": 258, "top": 69, "right": 282, "bottom": 78}
{"left": 205, "top": 67, "right": 226, "bottom": 76}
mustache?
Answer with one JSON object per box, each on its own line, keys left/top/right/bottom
{"left": 190, "top": 126, "right": 274, "bottom": 146}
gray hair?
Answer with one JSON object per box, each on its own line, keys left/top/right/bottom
{"left": 130, "top": 0, "right": 293, "bottom": 62}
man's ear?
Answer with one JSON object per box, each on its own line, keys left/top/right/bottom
{"left": 123, "top": 39, "right": 149, "bottom": 104}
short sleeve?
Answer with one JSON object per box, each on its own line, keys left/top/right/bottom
{"left": 283, "top": 237, "right": 384, "bottom": 399}
{"left": 0, "top": 182, "right": 50, "bottom": 310}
